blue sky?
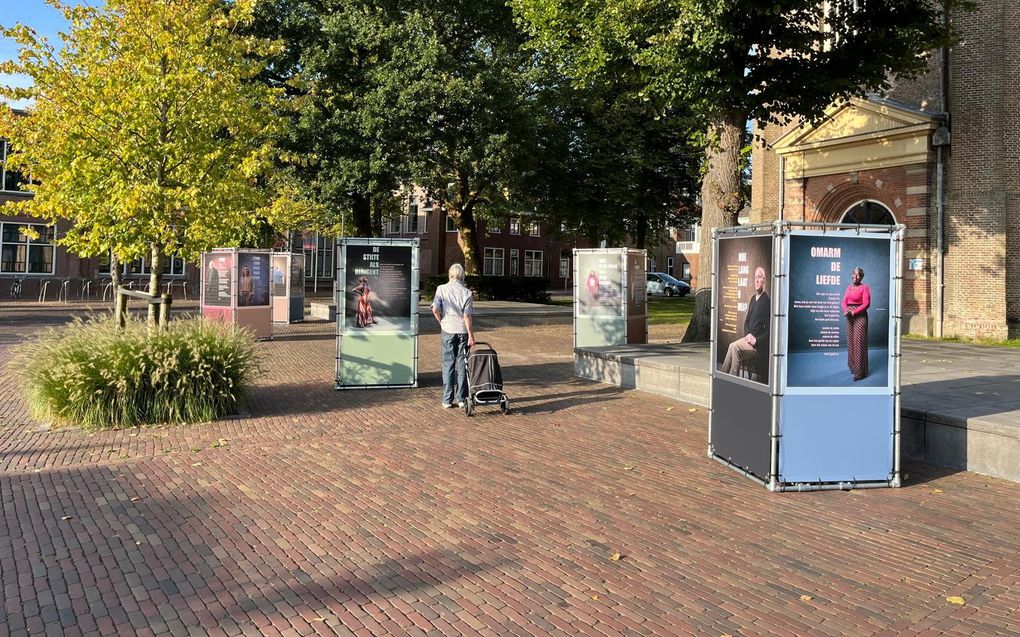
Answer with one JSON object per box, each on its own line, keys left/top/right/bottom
{"left": 2, "top": 0, "right": 92, "bottom": 107}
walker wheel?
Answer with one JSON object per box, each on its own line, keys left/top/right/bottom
{"left": 464, "top": 397, "right": 473, "bottom": 417}
{"left": 500, "top": 398, "right": 509, "bottom": 415}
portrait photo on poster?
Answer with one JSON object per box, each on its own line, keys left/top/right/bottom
{"left": 576, "top": 252, "right": 623, "bottom": 317}
{"left": 203, "top": 253, "right": 233, "bottom": 307}
{"left": 344, "top": 244, "right": 413, "bottom": 332}
{"left": 271, "top": 255, "right": 288, "bottom": 298}
{"left": 715, "top": 235, "right": 773, "bottom": 385}
{"left": 786, "top": 234, "right": 892, "bottom": 388}
{"left": 236, "top": 253, "right": 271, "bottom": 307}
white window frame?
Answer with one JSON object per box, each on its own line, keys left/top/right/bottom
{"left": 509, "top": 248, "right": 519, "bottom": 276}
{"left": 446, "top": 216, "right": 457, "bottom": 232}
{"left": 509, "top": 218, "right": 521, "bottom": 235}
{"left": 524, "top": 249, "right": 543, "bottom": 277}
{"left": 487, "top": 219, "right": 501, "bottom": 234}
{"left": 559, "top": 257, "right": 569, "bottom": 278}
{"left": 682, "top": 263, "right": 691, "bottom": 280}
{"left": 483, "top": 247, "right": 504, "bottom": 276}
{"left": 529, "top": 222, "right": 540, "bottom": 237}
{"left": 1, "top": 140, "right": 32, "bottom": 194}
{"left": 667, "top": 256, "right": 674, "bottom": 274}
{"left": 387, "top": 216, "right": 402, "bottom": 235}
{"left": 0, "top": 222, "right": 55, "bottom": 275}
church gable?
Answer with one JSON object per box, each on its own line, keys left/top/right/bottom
{"left": 774, "top": 98, "right": 937, "bottom": 152}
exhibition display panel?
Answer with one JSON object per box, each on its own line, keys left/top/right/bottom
{"left": 271, "top": 252, "right": 306, "bottom": 324}
{"left": 335, "top": 238, "right": 419, "bottom": 389}
{"left": 573, "top": 248, "right": 647, "bottom": 348}
{"left": 200, "top": 248, "right": 273, "bottom": 339}
{"left": 709, "top": 221, "right": 904, "bottom": 491}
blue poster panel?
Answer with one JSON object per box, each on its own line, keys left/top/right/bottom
{"left": 779, "top": 394, "right": 895, "bottom": 483}
{"left": 786, "top": 234, "right": 892, "bottom": 388}
{"left": 237, "top": 252, "right": 271, "bottom": 307}
{"left": 715, "top": 235, "right": 773, "bottom": 386}
{"left": 343, "top": 244, "right": 413, "bottom": 332}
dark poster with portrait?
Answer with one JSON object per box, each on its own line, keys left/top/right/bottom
{"left": 786, "top": 234, "right": 891, "bottom": 388}
{"left": 715, "top": 235, "right": 773, "bottom": 386}
{"left": 237, "top": 252, "right": 271, "bottom": 307}
{"left": 344, "top": 244, "right": 413, "bottom": 332}
{"left": 290, "top": 254, "right": 305, "bottom": 294}
{"left": 203, "top": 252, "right": 233, "bottom": 307}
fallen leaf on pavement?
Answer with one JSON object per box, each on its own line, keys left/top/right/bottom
{"left": 61, "top": 516, "right": 72, "bottom": 521}
{"left": 610, "top": 552, "right": 622, "bottom": 561}
{"left": 800, "top": 594, "right": 813, "bottom": 602}
{"left": 946, "top": 596, "right": 965, "bottom": 606}
{"left": 688, "top": 408, "right": 697, "bottom": 412}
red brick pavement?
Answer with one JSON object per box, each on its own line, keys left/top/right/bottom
{"left": 1, "top": 304, "right": 1019, "bottom": 636}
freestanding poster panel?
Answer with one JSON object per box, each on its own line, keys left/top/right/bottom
{"left": 271, "top": 253, "right": 306, "bottom": 324}
{"left": 335, "top": 238, "right": 419, "bottom": 389}
{"left": 200, "top": 248, "right": 273, "bottom": 339}
{"left": 709, "top": 232, "right": 776, "bottom": 481}
{"left": 709, "top": 222, "right": 903, "bottom": 491}
{"left": 573, "top": 248, "right": 646, "bottom": 348}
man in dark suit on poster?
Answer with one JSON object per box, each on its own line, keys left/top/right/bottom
{"left": 720, "top": 266, "right": 770, "bottom": 382}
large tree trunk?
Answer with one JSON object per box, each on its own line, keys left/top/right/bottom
{"left": 682, "top": 110, "right": 746, "bottom": 343}
{"left": 448, "top": 202, "right": 482, "bottom": 275}
{"left": 370, "top": 198, "right": 383, "bottom": 237}
{"left": 147, "top": 244, "right": 164, "bottom": 328}
{"left": 352, "top": 193, "right": 372, "bottom": 237}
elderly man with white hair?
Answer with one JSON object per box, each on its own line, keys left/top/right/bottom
{"left": 431, "top": 263, "right": 477, "bottom": 408}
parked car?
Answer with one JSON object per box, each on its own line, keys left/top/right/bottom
{"left": 646, "top": 272, "right": 691, "bottom": 297}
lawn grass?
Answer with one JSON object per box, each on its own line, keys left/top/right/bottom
{"left": 903, "top": 333, "right": 1020, "bottom": 348}
{"left": 548, "top": 295, "right": 695, "bottom": 326}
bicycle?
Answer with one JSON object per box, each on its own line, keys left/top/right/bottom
{"left": 10, "top": 277, "right": 23, "bottom": 300}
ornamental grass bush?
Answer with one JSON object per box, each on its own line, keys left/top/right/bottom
{"left": 14, "top": 316, "right": 259, "bottom": 429}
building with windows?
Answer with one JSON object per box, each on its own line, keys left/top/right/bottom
{"left": 750, "top": 1, "right": 1019, "bottom": 339}
{"left": 375, "top": 191, "right": 590, "bottom": 291}
{"left": 2, "top": 116, "right": 199, "bottom": 301}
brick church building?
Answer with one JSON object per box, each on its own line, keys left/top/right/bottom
{"left": 750, "top": 0, "right": 1018, "bottom": 340}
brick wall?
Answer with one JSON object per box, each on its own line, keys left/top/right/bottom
{"left": 940, "top": 0, "right": 1009, "bottom": 339}
{"left": 781, "top": 164, "right": 933, "bottom": 333}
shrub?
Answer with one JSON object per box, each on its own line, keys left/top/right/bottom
{"left": 422, "top": 275, "right": 551, "bottom": 304}
{"left": 14, "top": 316, "right": 259, "bottom": 429}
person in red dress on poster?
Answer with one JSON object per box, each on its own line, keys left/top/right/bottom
{"left": 842, "top": 266, "right": 871, "bottom": 381}
{"left": 585, "top": 270, "right": 600, "bottom": 308}
{"left": 352, "top": 276, "right": 377, "bottom": 327}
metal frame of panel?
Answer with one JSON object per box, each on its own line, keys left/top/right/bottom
{"left": 709, "top": 221, "right": 904, "bottom": 492}
{"left": 572, "top": 248, "right": 647, "bottom": 350}
{"left": 334, "top": 237, "right": 420, "bottom": 390}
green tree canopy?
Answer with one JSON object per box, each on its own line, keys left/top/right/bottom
{"left": 1, "top": 0, "right": 307, "bottom": 324}
{"left": 514, "top": 0, "right": 967, "bottom": 338}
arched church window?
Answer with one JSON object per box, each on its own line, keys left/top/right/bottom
{"left": 841, "top": 200, "right": 896, "bottom": 225}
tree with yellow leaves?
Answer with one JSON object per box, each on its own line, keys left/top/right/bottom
{"left": 1, "top": 0, "right": 316, "bottom": 326}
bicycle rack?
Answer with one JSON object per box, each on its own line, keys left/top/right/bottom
{"left": 179, "top": 280, "right": 188, "bottom": 301}
{"left": 102, "top": 281, "right": 114, "bottom": 301}
{"left": 80, "top": 280, "right": 92, "bottom": 301}
{"left": 57, "top": 279, "right": 71, "bottom": 303}
{"left": 38, "top": 280, "right": 51, "bottom": 302}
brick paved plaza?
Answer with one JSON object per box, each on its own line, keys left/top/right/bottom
{"left": 1, "top": 304, "right": 1019, "bottom": 637}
